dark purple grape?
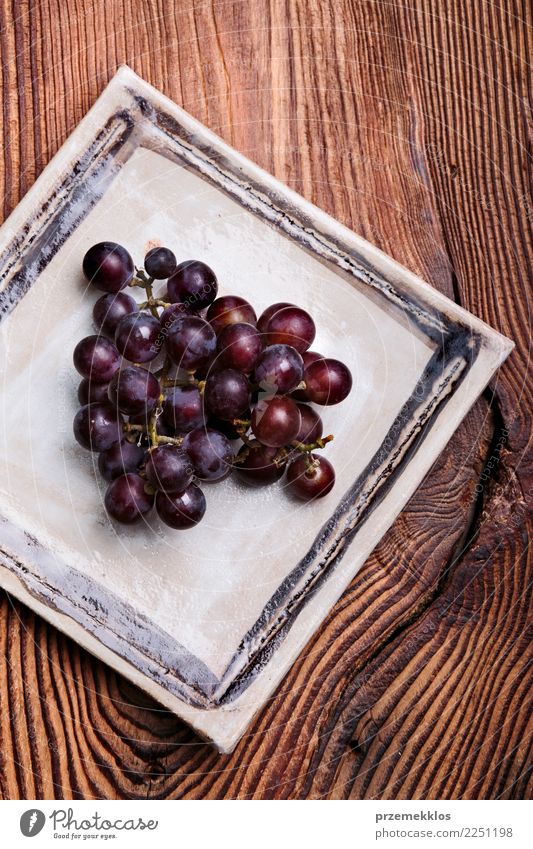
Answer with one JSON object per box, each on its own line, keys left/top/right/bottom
{"left": 206, "top": 295, "right": 257, "bottom": 335}
{"left": 77, "top": 378, "right": 109, "bottom": 405}
{"left": 183, "top": 427, "right": 233, "bottom": 483}
{"left": 236, "top": 440, "right": 286, "bottom": 486}
{"left": 295, "top": 403, "right": 323, "bottom": 444}
{"left": 73, "top": 335, "right": 121, "bottom": 382}
{"left": 159, "top": 302, "right": 192, "bottom": 336}
{"left": 165, "top": 315, "right": 216, "bottom": 371}
{"left": 155, "top": 484, "right": 206, "bottom": 529}
{"left": 287, "top": 454, "right": 335, "bottom": 500}
{"left": 304, "top": 358, "right": 353, "bottom": 405}
{"left": 83, "top": 242, "right": 134, "bottom": 293}
{"left": 158, "top": 303, "right": 194, "bottom": 365}
{"left": 204, "top": 369, "right": 251, "bottom": 421}
{"left": 145, "top": 445, "right": 193, "bottom": 493}
{"left": 257, "top": 302, "right": 293, "bottom": 334}
{"left": 302, "top": 351, "right": 323, "bottom": 368}
{"left": 107, "top": 366, "right": 161, "bottom": 416}
{"left": 217, "top": 322, "right": 263, "bottom": 373}
{"left": 115, "top": 312, "right": 161, "bottom": 363}
{"left": 105, "top": 473, "right": 154, "bottom": 523}
{"left": 167, "top": 260, "right": 218, "bottom": 310}
{"left": 265, "top": 305, "right": 316, "bottom": 353}
{"left": 73, "top": 403, "right": 124, "bottom": 452}
{"left": 162, "top": 386, "right": 205, "bottom": 433}
{"left": 292, "top": 350, "right": 323, "bottom": 400}
{"left": 254, "top": 344, "right": 303, "bottom": 394}
{"left": 251, "top": 396, "right": 301, "bottom": 447}
{"left": 98, "top": 440, "right": 146, "bottom": 482}
{"left": 93, "top": 292, "right": 138, "bottom": 336}
{"left": 144, "top": 246, "right": 177, "bottom": 279}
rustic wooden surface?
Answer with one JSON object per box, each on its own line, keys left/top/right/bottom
{"left": 0, "top": 0, "right": 531, "bottom": 800}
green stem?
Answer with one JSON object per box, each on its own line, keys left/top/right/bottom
{"left": 291, "top": 434, "right": 334, "bottom": 453}
{"left": 232, "top": 446, "right": 249, "bottom": 464}
{"left": 155, "top": 435, "right": 184, "bottom": 447}
{"left": 273, "top": 447, "right": 289, "bottom": 468}
{"left": 123, "top": 419, "right": 183, "bottom": 449}
{"left": 304, "top": 454, "right": 320, "bottom": 474}
{"left": 129, "top": 273, "right": 147, "bottom": 289}
{"left": 123, "top": 423, "right": 144, "bottom": 433}
{"left": 148, "top": 411, "right": 159, "bottom": 448}
{"left": 144, "top": 278, "right": 160, "bottom": 319}
{"left": 139, "top": 298, "right": 171, "bottom": 311}
{"left": 129, "top": 270, "right": 161, "bottom": 318}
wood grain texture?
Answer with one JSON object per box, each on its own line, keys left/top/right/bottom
{"left": 0, "top": 0, "right": 531, "bottom": 799}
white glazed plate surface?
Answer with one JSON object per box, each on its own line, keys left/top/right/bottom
{"left": 0, "top": 68, "right": 513, "bottom": 751}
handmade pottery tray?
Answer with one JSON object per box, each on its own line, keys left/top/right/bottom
{"left": 0, "top": 67, "right": 513, "bottom": 751}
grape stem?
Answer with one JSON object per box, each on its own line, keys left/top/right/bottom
{"left": 232, "top": 434, "right": 333, "bottom": 468}
{"left": 130, "top": 270, "right": 149, "bottom": 288}
{"left": 144, "top": 280, "right": 160, "bottom": 319}
{"left": 130, "top": 268, "right": 160, "bottom": 319}
{"left": 232, "top": 447, "right": 249, "bottom": 464}
{"left": 139, "top": 297, "right": 170, "bottom": 310}
{"left": 122, "top": 421, "right": 184, "bottom": 448}
{"left": 153, "top": 434, "right": 184, "bottom": 447}
{"left": 134, "top": 268, "right": 149, "bottom": 284}
{"left": 273, "top": 448, "right": 289, "bottom": 468}
{"left": 235, "top": 425, "right": 255, "bottom": 448}
{"left": 148, "top": 410, "right": 159, "bottom": 448}
{"left": 304, "top": 455, "right": 320, "bottom": 475}
{"left": 291, "top": 434, "right": 334, "bottom": 453}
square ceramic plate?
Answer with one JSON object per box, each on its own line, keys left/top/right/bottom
{"left": 0, "top": 67, "right": 513, "bottom": 752}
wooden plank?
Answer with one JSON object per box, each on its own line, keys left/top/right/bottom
{"left": 0, "top": 0, "right": 530, "bottom": 799}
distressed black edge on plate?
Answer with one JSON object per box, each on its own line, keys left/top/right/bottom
{"left": 0, "top": 91, "right": 482, "bottom": 711}
{"left": 0, "top": 530, "right": 217, "bottom": 709}
{"left": 0, "top": 112, "right": 135, "bottom": 318}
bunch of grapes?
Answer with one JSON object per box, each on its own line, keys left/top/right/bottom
{"left": 73, "top": 242, "right": 353, "bottom": 529}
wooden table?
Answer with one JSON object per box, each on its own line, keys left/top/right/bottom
{"left": 0, "top": 0, "right": 531, "bottom": 800}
